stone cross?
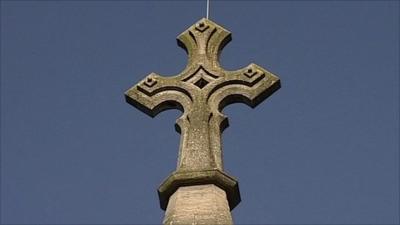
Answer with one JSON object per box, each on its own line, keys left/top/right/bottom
{"left": 125, "top": 18, "right": 280, "bottom": 223}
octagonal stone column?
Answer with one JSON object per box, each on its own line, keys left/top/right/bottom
{"left": 163, "top": 184, "right": 233, "bottom": 225}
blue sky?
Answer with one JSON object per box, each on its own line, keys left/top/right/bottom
{"left": 1, "top": 1, "right": 399, "bottom": 224}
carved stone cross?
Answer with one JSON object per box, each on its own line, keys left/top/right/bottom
{"left": 125, "top": 18, "right": 280, "bottom": 216}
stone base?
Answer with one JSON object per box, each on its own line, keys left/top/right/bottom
{"left": 163, "top": 184, "right": 233, "bottom": 225}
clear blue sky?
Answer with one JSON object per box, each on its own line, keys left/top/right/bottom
{"left": 1, "top": 1, "right": 399, "bottom": 224}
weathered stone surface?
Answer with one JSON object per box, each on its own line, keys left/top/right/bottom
{"left": 158, "top": 169, "right": 240, "bottom": 210}
{"left": 163, "top": 184, "right": 233, "bottom": 225}
{"left": 125, "top": 18, "right": 281, "bottom": 224}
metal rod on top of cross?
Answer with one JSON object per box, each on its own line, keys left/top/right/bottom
{"left": 207, "top": 0, "right": 210, "bottom": 19}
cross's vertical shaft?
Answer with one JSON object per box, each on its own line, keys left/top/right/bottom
{"left": 125, "top": 18, "right": 280, "bottom": 224}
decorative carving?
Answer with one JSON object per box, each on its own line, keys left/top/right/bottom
{"left": 144, "top": 77, "right": 157, "bottom": 87}
{"left": 125, "top": 18, "right": 281, "bottom": 210}
{"left": 195, "top": 21, "right": 209, "bottom": 32}
{"left": 184, "top": 67, "right": 217, "bottom": 89}
{"left": 244, "top": 67, "right": 258, "bottom": 78}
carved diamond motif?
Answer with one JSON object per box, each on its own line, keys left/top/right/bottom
{"left": 194, "top": 77, "right": 209, "bottom": 89}
{"left": 195, "top": 22, "right": 209, "bottom": 32}
{"left": 244, "top": 68, "right": 258, "bottom": 78}
{"left": 144, "top": 77, "right": 157, "bottom": 87}
{"left": 184, "top": 67, "right": 216, "bottom": 89}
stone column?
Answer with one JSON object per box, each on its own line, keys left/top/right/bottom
{"left": 163, "top": 184, "right": 233, "bottom": 225}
